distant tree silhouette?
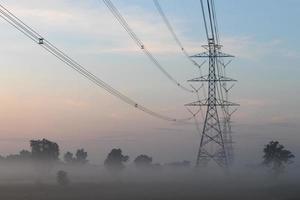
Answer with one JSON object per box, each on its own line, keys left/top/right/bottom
{"left": 166, "top": 160, "right": 191, "bottom": 168}
{"left": 64, "top": 152, "right": 74, "bottom": 164}
{"left": 134, "top": 154, "right": 152, "bottom": 168}
{"left": 5, "top": 154, "right": 20, "bottom": 161}
{"left": 75, "top": 149, "right": 88, "bottom": 164}
{"left": 5, "top": 150, "right": 31, "bottom": 162}
{"left": 30, "top": 139, "right": 59, "bottom": 162}
{"left": 56, "top": 170, "right": 70, "bottom": 186}
{"left": 104, "top": 148, "right": 129, "bottom": 171}
{"left": 152, "top": 163, "right": 163, "bottom": 170}
{"left": 30, "top": 139, "right": 59, "bottom": 177}
{"left": 19, "top": 150, "right": 32, "bottom": 160}
{"left": 263, "top": 141, "right": 295, "bottom": 175}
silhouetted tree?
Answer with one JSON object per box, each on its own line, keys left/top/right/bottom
{"left": 134, "top": 154, "right": 152, "bottom": 168}
{"left": 166, "top": 160, "right": 191, "bottom": 168}
{"left": 104, "top": 148, "right": 129, "bottom": 171}
{"left": 5, "top": 150, "right": 31, "bottom": 162}
{"left": 30, "top": 139, "right": 59, "bottom": 177}
{"left": 263, "top": 141, "right": 295, "bottom": 175}
{"left": 152, "top": 163, "right": 163, "bottom": 170}
{"left": 19, "top": 150, "right": 32, "bottom": 160}
{"left": 64, "top": 152, "right": 74, "bottom": 164}
{"left": 56, "top": 170, "right": 70, "bottom": 186}
{"left": 30, "top": 139, "right": 59, "bottom": 162}
{"left": 75, "top": 149, "right": 88, "bottom": 164}
{"left": 5, "top": 154, "right": 20, "bottom": 161}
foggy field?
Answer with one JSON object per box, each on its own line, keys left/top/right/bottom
{"left": 0, "top": 163, "right": 299, "bottom": 200}
{"left": 0, "top": 0, "right": 300, "bottom": 199}
{"left": 0, "top": 140, "right": 297, "bottom": 200}
{"left": 0, "top": 179, "right": 299, "bottom": 200}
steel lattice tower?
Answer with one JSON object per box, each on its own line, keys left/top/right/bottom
{"left": 186, "top": 39, "right": 237, "bottom": 167}
{"left": 221, "top": 77, "right": 237, "bottom": 165}
{"left": 185, "top": 0, "right": 238, "bottom": 168}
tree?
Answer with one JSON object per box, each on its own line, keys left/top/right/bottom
{"left": 56, "top": 170, "right": 70, "bottom": 186}
{"left": 5, "top": 150, "right": 31, "bottom": 162}
{"left": 134, "top": 154, "right": 152, "bottom": 168}
{"left": 30, "top": 139, "right": 59, "bottom": 162}
{"left": 6, "top": 154, "right": 20, "bottom": 161}
{"left": 64, "top": 152, "right": 74, "bottom": 164}
{"left": 166, "top": 160, "right": 191, "bottom": 168}
{"left": 30, "top": 139, "right": 59, "bottom": 177}
{"left": 104, "top": 148, "right": 129, "bottom": 171}
{"left": 75, "top": 149, "right": 88, "bottom": 164}
{"left": 19, "top": 150, "right": 32, "bottom": 160}
{"left": 263, "top": 141, "right": 295, "bottom": 175}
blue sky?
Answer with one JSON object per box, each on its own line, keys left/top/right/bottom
{"left": 0, "top": 0, "right": 299, "bottom": 166}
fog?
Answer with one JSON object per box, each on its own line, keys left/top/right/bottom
{"left": 0, "top": 0, "right": 299, "bottom": 199}
{"left": 0, "top": 160, "right": 299, "bottom": 200}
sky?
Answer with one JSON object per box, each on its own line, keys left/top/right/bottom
{"left": 0, "top": 0, "right": 299, "bottom": 166}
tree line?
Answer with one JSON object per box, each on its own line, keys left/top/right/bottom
{"left": 0, "top": 139, "right": 87, "bottom": 165}
{"left": 0, "top": 138, "right": 191, "bottom": 170}
{"left": 0, "top": 138, "right": 295, "bottom": 176}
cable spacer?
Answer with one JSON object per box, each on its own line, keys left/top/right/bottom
{"left": 38, "top": 38, "right": 44, "bottom": 44}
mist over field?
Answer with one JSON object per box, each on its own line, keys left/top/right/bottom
{"left": 0, "top": 0, "right": 300, "bottom": 199}
{"left": 0, "top": 161, "right": 299, "bottom": 200}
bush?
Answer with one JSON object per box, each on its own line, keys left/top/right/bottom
{"left": 56, "top": 170, "right": 70, "bottom": 186}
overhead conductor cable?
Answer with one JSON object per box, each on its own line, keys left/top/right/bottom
{"left": 0, "top": 3, "right": 193, "bottom": 122}
{"left": 102, "top": 0, "right": 194, "bottom": 93}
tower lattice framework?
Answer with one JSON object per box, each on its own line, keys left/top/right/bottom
{"left": 186, "top": 38, "right": 237, "bottom": 167}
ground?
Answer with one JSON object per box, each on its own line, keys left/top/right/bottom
{"left": 0, "top": 181, "right": 299, "bottom": 200}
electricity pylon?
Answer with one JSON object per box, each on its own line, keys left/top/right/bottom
{"left": 186, "top": 38, "right": 238, "bottom": 167}
{"left": 221, "top": 77, "right": 237, "bottom": 166}
{"left": 152, "top": 0, "right": 238, "bottom": 167}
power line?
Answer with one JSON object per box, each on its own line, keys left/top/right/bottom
{"left": 210, "top": 0, "right": 220, "bottom": 44}
{"left": 200, "top": 0, "right": 226, "bottom": 114}
{"left": 153, "top": 0, "right": 203, "bottom": 70}
{"left": 206, "top": 0, "right": 216, "bottom": 41}
{"left": 152, "top": 0, "right": 207, "bottom": 89}
{"left": 0, "top": 3, "right": 193, "bottom": 122}
{"left": 153, "top": 0, "right": 208, "bottom": 119}
{"left": 200, "top": 0, "right": 209, "bottom": 41}
{"left": 186, "top": 0, "right": 238, "bottom": 168}
{"left": 102, "top": 0, "right": 194, "bottom": 93}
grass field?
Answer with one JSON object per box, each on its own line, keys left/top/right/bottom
{"left": 0, "top": 180, "right": 299, "bottom": 200}
{"left": 0, "top": 163, "right": 299, "bottom": 200}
